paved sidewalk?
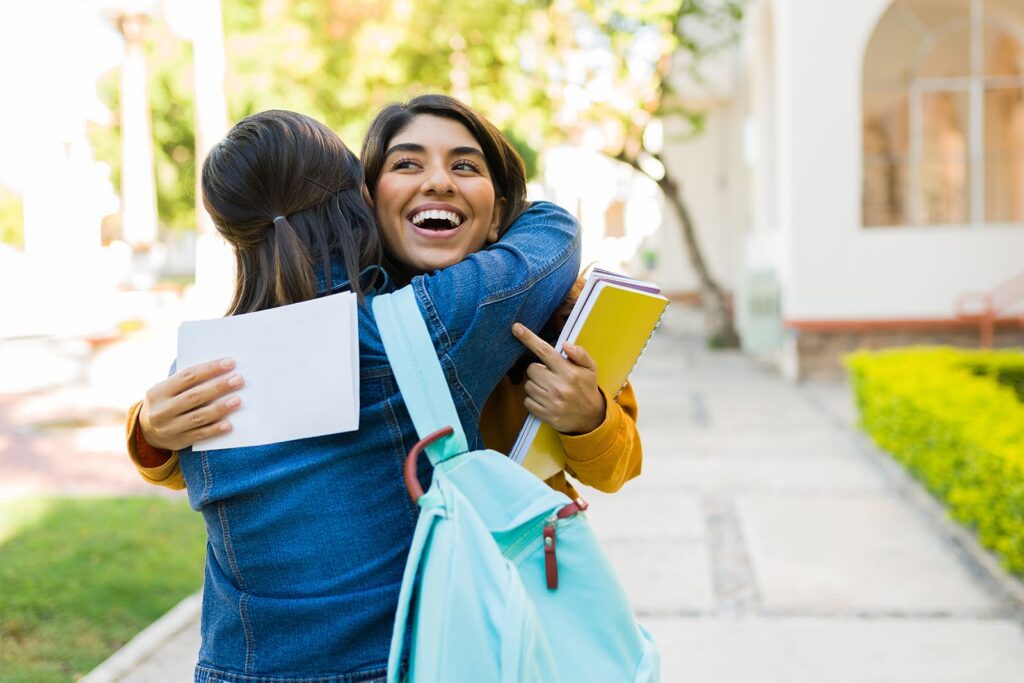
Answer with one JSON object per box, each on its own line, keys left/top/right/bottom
{"left": 85, "top": 305, "right": 1024, "bottom": 682}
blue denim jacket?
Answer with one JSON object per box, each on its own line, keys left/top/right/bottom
{"left": 179, "top": 202, "right": 581, "bottom": 683}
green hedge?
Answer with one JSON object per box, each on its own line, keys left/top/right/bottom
{"left": 846, "top": 347, "right": 1024, "bottom": 575}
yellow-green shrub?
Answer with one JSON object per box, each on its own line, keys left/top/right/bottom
{"left": 845, "top": 348, "right": 1024, "bottom": 575}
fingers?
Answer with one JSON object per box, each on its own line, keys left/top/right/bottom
{"left": 521, "top": 342, "right": 605, "bottom": 435}
{"left": 141, "top": 363, "right": 244, "bottom": 451}
{"left": 177, "top": 394, "right": 241, "bottom": 433}
{"left": 165, "top": 419, "right": 234, "bottom": 452}
{"left": 146, "top": 393, "right": 241, "bottom": 451}
{"left": 523, "top": 377, "right": 553, "bottom": 402}
{"left": 161, "top": 371, "right": 244, "bottom": 421}
{"left": 563, "top": 343, "right": 597, "bottom": 372}
{"left": 511, "top": 323, "right": 564, "bottom": 367}
{"left": 525, "top": 362, "right": 555, "bottom": 388}
{"left": 164, "top": 358, "right": 237, "bottom": 398}
{"left": 523, "top": 395, "right": 547, "bottom": 421}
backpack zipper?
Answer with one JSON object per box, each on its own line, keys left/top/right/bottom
{"left": 542, "top": 498, "right": 589, "bottom": 591}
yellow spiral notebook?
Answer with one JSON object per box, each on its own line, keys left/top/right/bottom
{"left": 508, "top": 269, "right": 669, "bottom": 479}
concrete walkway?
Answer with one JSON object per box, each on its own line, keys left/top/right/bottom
{"left": 83, "top": 305, "right": 1024, "bottom": 682}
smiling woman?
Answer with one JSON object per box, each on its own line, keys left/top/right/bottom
{"left": 373, "top": 116, "right": 503, "bottom": 274}
{"left": 361, "top": 94, "right": 528, "bottom": 280}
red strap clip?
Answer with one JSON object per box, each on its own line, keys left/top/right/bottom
{"left": 543, "top": 498, "right": 588, "bottom": 591}
{"left": 557, "top": 497, "right": 589, "bottom": 519}
{"left": 543, "top": 522, "right": 558, "bottom": 590}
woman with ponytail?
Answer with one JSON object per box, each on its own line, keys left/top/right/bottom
{"left": 133, "top": 98, "right": 642, "bottom": 503}
{"left": 126, "top": 107, "right": 580, "bottom": 682}
{"left": 199, "top": 109, "right": 381, "bottom": 314}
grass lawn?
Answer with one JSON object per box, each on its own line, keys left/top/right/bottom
{"left": 0, "top": 497, "right": 206, "bottom": 682}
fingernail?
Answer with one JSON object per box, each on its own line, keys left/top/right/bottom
{"left": 228, "top": 374, "right": 243, "bottom": 387}
{"left": 218, "top": 422, "right": 232, "bottom": 433}
{"left": 220, "top": 358, "right": 234, "bottom": 369}
{"left": 512, "top": 323, "right": 523, "bottom": 335}
{"left": 225, "top": 396, "right": 241, "bottom": 408}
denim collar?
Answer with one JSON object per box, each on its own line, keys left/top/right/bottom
{"left": 316, "top": 263, "right": 392, "bottom": 297}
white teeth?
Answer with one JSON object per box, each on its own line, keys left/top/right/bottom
{"left": 411, "top": 210, "right": 463, "bottom": 227}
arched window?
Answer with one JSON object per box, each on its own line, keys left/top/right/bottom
{"left": 862, "top": 0, "right": 1024, "bottom": 227}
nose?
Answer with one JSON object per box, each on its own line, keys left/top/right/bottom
{"left": 420, "top": 164, "right": 456, "bottom": 196}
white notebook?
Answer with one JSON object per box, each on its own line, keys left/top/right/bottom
{"left": 177, "top": 292, "right": 360, "bottom": 451}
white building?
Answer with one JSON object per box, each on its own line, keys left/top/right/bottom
{"left": 656, "top": 0, "right": 1024, "bottom": 378}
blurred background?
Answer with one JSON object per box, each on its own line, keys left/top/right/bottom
{"left": 2, "top": 0, "right": 1024, "bottom": 679}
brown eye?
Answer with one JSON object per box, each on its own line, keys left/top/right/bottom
{"left": 390, "top": 157, "right": 419, "bottom": 171}
{"left": 453, "top": 159, "right": 482, "bottom": 173}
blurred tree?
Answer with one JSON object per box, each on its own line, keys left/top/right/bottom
{"left": 92, "top": 0, "right": 546, "bottom": 233}
{"left": 90, "top": 0, "right": 743, "bottom": 344}
{"left": 91, "top": 20, "right": 195, "bottom": 233}
{"left": 112, "top": 10, "right": 160, "bottom": 248}
{"left": 533, "top": 0, "right": 746, "bottom": 347}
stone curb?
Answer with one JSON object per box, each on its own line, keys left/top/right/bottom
{"left": 80, "top": 592, "right": 201, "bottom": 683}
{"left": 851, "top": 430, "right": 1024, "bottom": 617}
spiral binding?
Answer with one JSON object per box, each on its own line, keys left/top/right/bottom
{"left": 612, "top": 300, "right": 670, "bottom": 401}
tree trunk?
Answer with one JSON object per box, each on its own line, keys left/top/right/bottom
{"left": 655, "top": 164, "right": 740, "bottom": 348}
{"left": 191, "top": 0, "right": 235, "bottom": 316}
{"left": 116, "top": 13, "right": 159, "bottom": 249}
{"left": 619, "top": 151, "right": 740, "bottom": 348}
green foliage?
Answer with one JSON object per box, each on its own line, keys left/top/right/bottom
{"left": 0, "top": 497, "right": 206, "bottom": 682}
{"left": 964, "top": 354, "right": 1024, "bottom": 402}
{"left": 846, "top": 348, "right": 1024, "bottom": 575}
{"left": 148, "top": 33, "right": 197, "bottom": 231}
{"left": 534, "top": 0, "right": 745, "bottom": 163}
{"left": 0, "top": 185, "right": 24, "bottom": 246}
{"left": 91, "top": 19, "right": 198, "bottom": 233}
{"left": 88, "top": 0, "right": 743, "bottom": 233}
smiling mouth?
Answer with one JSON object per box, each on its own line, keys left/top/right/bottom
{"left": 409, "top": 209, "right": 464, "bottom": 231}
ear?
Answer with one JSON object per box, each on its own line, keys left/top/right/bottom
{"left": 486, "top": 197, "right": 506, "bottom": 244}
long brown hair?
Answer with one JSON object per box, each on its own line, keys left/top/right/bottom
{"left": 360, "top": 94, "right": 528, "bottom": 236}
{"left": 201, "top": 110, "right": 382, "bottom": 315}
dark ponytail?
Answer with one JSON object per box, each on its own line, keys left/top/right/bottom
{"left": 201, "top": 110, "right": 382, "bottom": 315}
{"left": 270, "top": 215, "right": 316, "bottom": 306}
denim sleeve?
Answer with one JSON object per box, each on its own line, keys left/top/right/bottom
{"left": 411, "top": 201, "right": 581, "bottom": 417}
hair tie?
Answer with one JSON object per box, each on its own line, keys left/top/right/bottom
{"left": 272, "top": 215, "right": 287, "bottom": 227}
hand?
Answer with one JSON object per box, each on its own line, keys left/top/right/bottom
{"left": 512, "top": 323, "right": 606, "bottom": 435}
{"left": 139, "top": 358, "right": 244, "bottom": 451}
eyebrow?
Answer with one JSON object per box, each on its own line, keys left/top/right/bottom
{"left": 384, "top": 143, "right": 486, "bottom": 159}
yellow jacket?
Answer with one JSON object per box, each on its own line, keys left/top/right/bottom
{"left": 126, "top": 378, "right": 642, "bottom": 499}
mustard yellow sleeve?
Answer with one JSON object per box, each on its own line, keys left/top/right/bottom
{"left": 556, "top": 381, "right": 642, "bottom": 493}
{"left": 125, "top": 400, "right": 186, "bottom": 490}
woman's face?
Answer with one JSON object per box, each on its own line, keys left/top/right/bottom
{"left": 374, "top": 114, "right": 505, "bottom": 275}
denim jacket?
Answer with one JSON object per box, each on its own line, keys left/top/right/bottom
{"left": 180, "top": 202, "right": 581, "bottom": 683}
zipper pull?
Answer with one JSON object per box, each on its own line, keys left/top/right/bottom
{"left": 543, "top": 521, "right": 558, "bottom": 590}
{"left": 542, "top": 498, "right": 589, "bottom": 591}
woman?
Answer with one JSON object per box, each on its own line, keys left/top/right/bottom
{"left": 361, "top": 97, "right": 642, "bottom": 498}
{"left": 132, "top": 105, "right": 578, "bottom": 681}
{"left": 132, "top": 96, "right": 642, "bottom": 502}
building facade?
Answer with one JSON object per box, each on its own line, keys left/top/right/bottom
{"left": 658, "top": 0, "right": 1024, "bottom": 378}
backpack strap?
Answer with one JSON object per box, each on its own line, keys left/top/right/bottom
{"left": 372, "top": 285, "right": 468, "bottom": 465}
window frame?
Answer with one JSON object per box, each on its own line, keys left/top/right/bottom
{"left": 864, "top": 0, "right": 1024, "bottom": 227}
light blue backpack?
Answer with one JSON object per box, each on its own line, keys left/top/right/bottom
{"left": 374, "top": 286, "right": 659, "bottom": 683}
